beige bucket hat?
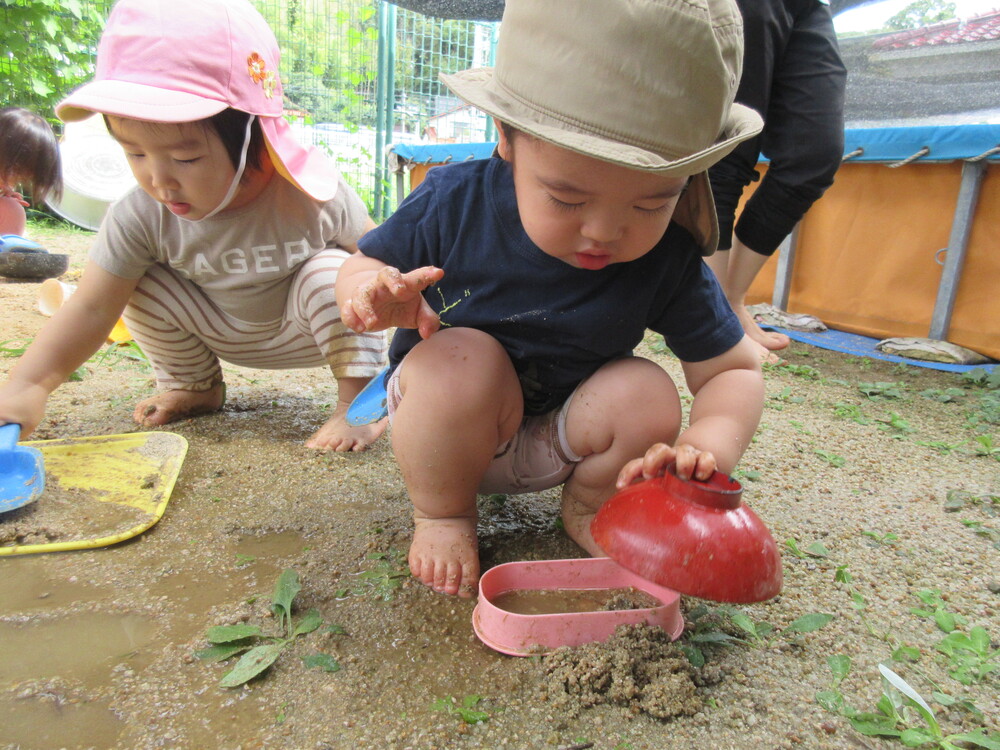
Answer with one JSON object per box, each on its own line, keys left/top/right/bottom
{"left": 441, "top": 0, "right": 764, "bottom": 254}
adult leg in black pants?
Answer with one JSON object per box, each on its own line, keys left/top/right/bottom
{"left": 705, "top": 0, "right": 846, "bottom": 362}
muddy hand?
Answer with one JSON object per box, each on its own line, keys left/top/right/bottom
{"left": 342, "top": 265, "right": 444, "bottom": 338}
{"left": 616, "top": 442, "right": 717, "bottom": 489}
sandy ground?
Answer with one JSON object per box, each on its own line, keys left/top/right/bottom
{"left": 1, "top": 224, "right": 997, "bottom": 750}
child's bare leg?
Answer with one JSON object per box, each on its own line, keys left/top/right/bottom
{"left": 392, "top": 328, "right": 522, "bottom": 597}
{"left": 559, "top": 358, "right": 682, "bottom": 555}
{"left": 134, "top": 382, "right": 226, "bottom": 426}
{"left": 306, "top": 375, "right": 387, "bottom": 453}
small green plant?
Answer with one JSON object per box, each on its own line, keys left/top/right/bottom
{"left": 335, "top": 549, "right": 409, "bottom": 601}
{"left": 859, "top": 381, "right": 907, "bottom": 400}
{"left": 195, "top": 569, "right": 342, "bottom": 687}
{"left": 878, "top": 411, "right": 916, "bottom": 435}
{"left": 862, "top": 530, "right": 899, "bottom": 546}
{"left": 943, "top": 490, "right": 999, "bottom": 516}
{"left": 777, "top": 363, "right": 821, "bottom": 380}
{"left": 814, "top": 448, "right": 846, "bottom": 467}
{"left": 679, "top": 604, "right": 833, "bottom": 663}
{"left": 234, "top": 553, "right": 257, "bottom": 568}
{"left": 431, "top": 695, "right": 491, "bottom": 724}
{"left": 832, "top": 401, "right": 872, "bottom": 424}
{"left": 0, "top": 340, "right": 30, "bottom": 357}
{"left": 916, "top": 438, "right": 967, "bottom": 455}
{"left": 734, "top": 467, "right": 761, "bottom": 482}
{"left": 817, "top": 661, "right": 1000, "bottom": 749}
{"left": 961, "top": 367, "right": 1000, "bottom": 390}
{"left": 769, "top": 386, "right": 805, "bottom": 405}
{"left": 919, "top": 388, "right": 967, "bottom": 404}
{"left": 935, "top": 627, "right": 999, "bottom": 686}
{"left": 785, "top": 537, "right": 830, "bottom": 558}
{"left": 970, "top": 435, "right": 1000, "bottom": 459}
{"left": 910, "top": 589, "right": 967, "bottom": 634}
{"left": 436, "top": 287, "right": 470, "bottom": 326}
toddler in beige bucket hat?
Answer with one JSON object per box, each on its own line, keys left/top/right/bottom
{"left": 337, "top": 0, "right": 767, "bottom": 597}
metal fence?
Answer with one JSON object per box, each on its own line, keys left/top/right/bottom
{"left": 1, "top": 0, "right": 498, "bottom": 220}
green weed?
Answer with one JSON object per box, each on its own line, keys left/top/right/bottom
{"left": 878, "top": 411, "right": 916, "bottom": 435}
{"left": 335, "top": 548, "right": 409, "bottom": 601}
{"left": 431, "top": 695, "right": 490, "bottom": 724}
{"left": 776, "top": 363, "right": 822, "bottom": 380}
{"left": 919, "top": 388, "right": 967, "bottom": 404}
{"left": 814, "top": 449, "right": 846, "bottom": 467}
{"left": 862, "top": 530, "right": 899, "bottom": 545}
{"left": 785, "top": 537, "right": 830, "bottom": 559}
{"left": 194, "top": 569, "right": 342, "bottom": 687}
{"left": 970, "top": 435, "right": 1000, "bottom": 459}
{"left": 859, "top": 381, "right": 907, "bottom": 400}
{"left": 832, "top": 401, "right": 872, "bottom": 424}
{"left": 679, "top": 604, "right": 834, "bottom": 665}
{"left": 816, "top": 660, "right": 1000, "bottom": 749}
{"left": 943, "top": 490, "right": 999, "bottom": 516}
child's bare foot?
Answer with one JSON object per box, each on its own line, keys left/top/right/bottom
{"left": 408, "top": 515, "right": 479, "bottom": 597}
{"left": 134, "top": 384, "right": 225, "bottom": 426}
{"left": 305, "top": 400, "right": 386, "bottom": 452}
{"left": 736, "top": 304, "right": 790, "bottom": 352}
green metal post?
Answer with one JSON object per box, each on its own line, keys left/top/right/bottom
{"left": 374, "top": 2, "right": 389, "bottom": 220}
{"left": 382, "top": 6, "right": 397, "bottom": 214}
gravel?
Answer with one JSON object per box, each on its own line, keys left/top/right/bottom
{"left": 0, "top": 225, "right": 997, "bottom": 750}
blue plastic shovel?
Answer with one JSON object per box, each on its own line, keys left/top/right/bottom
{"left": 346, "top": 366, "right": 390, "bottom": 426}
{"left": 0, "top": 423, "right": 45, "bottom": 513}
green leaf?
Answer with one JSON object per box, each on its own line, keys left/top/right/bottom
{"left": 948, "top": 729, "right": 1000, "bottom": 750}
{"left": 785, "top": 613, "right": 834, "bottom": 633}
{"left": 828, "top": 654, "right": 852, "bottom": 681}
{"left": 969, "top": 625, "right": 991, "bottom": 653}
{"left": 193, "top": 642, "right": 253, "bottom": 663}
{"left": 293, "top": 608, "right": 323, "bottom": 637}
{"left": 730, "top": 613, "right": 757, "bottom": 637}
{"left": 849, "top": 715, "right": 901, "bottom": 737}
{"left": 323, "top": 624, "right": 347, "bottom": 635}
{"left": 687, "top": 631, "right": 738, "bottom": 644}
{"left": 900, "top": 728, "right": 935, "bottom": 746}
{"left": 679, "top": 644, "right": 705, "bottom": 667}
{"left": 272, "top": 569, "right": 301, "bottom": 632}
{"left": 816, "top": 690, "right": 844, "bottom": 713}
{"left": 219, "top": 643, "right": 286, "bottom": 688}
{"left": 302, "top": 653, "right": 341, "bottom": 672}
{"left": 804, "top": 541, "right": 829, "bottom": 558}
{"left": 892, "top": 645, "right": 921, "bottom": 662}
{"left": 934, "top": 609, "right": 956, "bottom": 633}
{"left": 206, "top": 624, "right": 262, "bottom": 643}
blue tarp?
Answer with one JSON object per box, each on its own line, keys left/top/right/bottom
{"left": 390, "top": 123, "right": 1000, "bottom": 165}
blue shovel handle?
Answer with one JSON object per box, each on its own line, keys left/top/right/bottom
{"left": 346, "top": 366, "right": 390, "bottom": 426}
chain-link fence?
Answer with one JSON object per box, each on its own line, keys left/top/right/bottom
{"left": 1, "top": 0, "right": 498, "bottom": 219}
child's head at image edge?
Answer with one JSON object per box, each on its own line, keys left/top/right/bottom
{"left": 55, "top": 0, "right": 339, "bottom": 205}
{"left": 0, "top": 107, "right": 62, "bottom": 206}
{"left": 442, "top": 0, "right": 764, "bottom": 255}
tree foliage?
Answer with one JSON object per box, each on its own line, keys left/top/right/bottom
{"left": 1, "top": 0, "right": 109, "bottom": 122}
{"left": 884, "top": 0, "right": 957, "bottom": 30}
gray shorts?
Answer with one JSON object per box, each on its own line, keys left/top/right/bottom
{"left": 387, "top": 366, "right": 583, "bottom": 495}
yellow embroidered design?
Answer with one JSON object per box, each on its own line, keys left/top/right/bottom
{"left": 247, "top": 52, "right": 276, "bottom": 99}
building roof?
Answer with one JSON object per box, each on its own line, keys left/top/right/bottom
{"left": 872, "top": 10, "right": 1000, "bottom": 50}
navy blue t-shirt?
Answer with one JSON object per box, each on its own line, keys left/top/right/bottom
{"left": 359, "top": 156, "right": 743, "bottom": 415}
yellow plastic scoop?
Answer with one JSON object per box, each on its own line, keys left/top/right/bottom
{"left": 0, "top": 432, "right": 187, "bottom": 556}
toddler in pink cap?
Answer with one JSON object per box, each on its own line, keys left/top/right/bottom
{"left": 0, "top": 0, "right": 388, "bottom": 452}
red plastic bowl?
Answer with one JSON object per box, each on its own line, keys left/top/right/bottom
{"left": 590, "top": 465, "right": 782, "bottom": 603}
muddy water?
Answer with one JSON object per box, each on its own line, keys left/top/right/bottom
{"left": 0, "top": 530, "right": 308, "bottom": 748}
{"left": 492, "top": 586, "right": 662, "bottom": 615}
